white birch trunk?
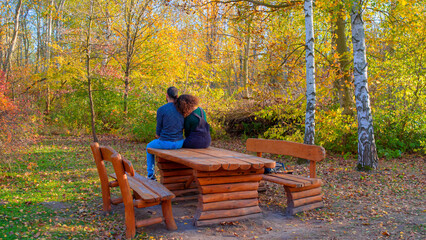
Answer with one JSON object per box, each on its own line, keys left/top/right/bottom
{"left": 3, "top": 0, "right": 22, "bottom": 74}
{"left": 350, "top": 1, "right": 378, "bottom": 170}
{"left": 303, "top": 0, "right": 316, "bottom": 145}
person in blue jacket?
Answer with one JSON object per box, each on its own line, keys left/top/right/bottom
{"left": 146, "top": 87, "right": 184, "bottom": 180}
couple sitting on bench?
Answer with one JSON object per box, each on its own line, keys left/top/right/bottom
{"left": 146, "top": 87, "right": 211, "bottom": 180}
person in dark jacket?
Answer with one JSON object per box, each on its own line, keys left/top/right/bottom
{"left": 175, "top": 94, "right": 211, "bottom": 149}
{"left": 146, "top": 87, "right": 184, "bottom": 180}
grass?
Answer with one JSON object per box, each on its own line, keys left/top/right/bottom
{"left": 0, "top": 135, "right": 425, "bottom": 239}
{"left": 0, "top": 135, "right": 149, "bottom": 239}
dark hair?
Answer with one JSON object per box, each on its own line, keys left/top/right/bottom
{"left": 175, "top": 94, "right": 200, "bottom": 117}
{"left": 167, "top": 87, "right": 178, "bottom": 100}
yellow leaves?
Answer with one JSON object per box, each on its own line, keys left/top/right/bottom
{"left": 333, "top": 52, "right": 339, "bottom": 59}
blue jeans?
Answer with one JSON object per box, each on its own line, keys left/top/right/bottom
{"left": 146, "top": 139, "right": 184, "bottom": 178}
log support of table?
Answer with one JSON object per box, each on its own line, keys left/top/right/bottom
{"left": 157, "top": 157, "right": 199, "bottom": 199}
{"left": 193, "top": 169, "right": 262, "bottom": 226}
{"left": 149, "top": 147, "right": 276, "bottom": 226}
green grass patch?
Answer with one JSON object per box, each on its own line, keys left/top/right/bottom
{"left": 0, "top": 136, "right": 149, "bottom": 239}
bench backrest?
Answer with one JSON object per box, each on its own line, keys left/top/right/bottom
{"left": 90, "top": 143, "right": 135, "bottom": 209}
{"left": 246, "top": 138, "right": 326, "bottom": 178}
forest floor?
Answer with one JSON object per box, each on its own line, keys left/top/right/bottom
{"left": 0, "top": 135, "right": 424, "bottom": 240}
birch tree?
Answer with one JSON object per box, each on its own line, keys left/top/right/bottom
{"left": 350, "top": 0, "right": 378, "bottom": 170}
{"left": 2, "top": 0, "right": 22, "bottom": 77}
{"left": 303, "top": 0, "right": 315, "bottom": 145}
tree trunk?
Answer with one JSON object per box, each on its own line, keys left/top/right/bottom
{"left": 123, "top": 0, "right": 135, "bottom": 114}
{"left": 86, "top": 0, "right": 98, "bottom": 143}
{"left": 36, "top": 9, "right": 41, "bottom": 73}
{"left": 3, "top": 0, "right": 23, "bottom": 74}
{"left": 46, "top": 0, "right": 54, "bottom": 71}
{"left": 242, "top": 15, "right": 252, "bottom": 99}
{"left": 303, "top": 0, "right": 316, "bottom": 145}
{"left": 332, "top": 8, "right": 354, "bottom": 115}
{"left": 350, "top": 1, "right": 378, "bottom": 170}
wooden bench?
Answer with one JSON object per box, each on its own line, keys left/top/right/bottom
{"left": 246, "top": 138, "right": 325, "bottom": 215}
{"left": 90, "top": 143, "right": 177, "bottom": 239}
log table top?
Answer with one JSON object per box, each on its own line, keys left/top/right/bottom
{"left": 147, "top": 147, "right": 276, "bottom": 172}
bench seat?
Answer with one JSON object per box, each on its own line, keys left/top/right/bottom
{"left": 110, "top": 173, "right": 174, "bottom": 203}
{"left": 262, "top": 173, "right": 323, "bottom": 215}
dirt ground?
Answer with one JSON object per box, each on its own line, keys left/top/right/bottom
{"left": 114, "top": 197, "right": 333, "bottom": 240}
{"left": 6, "top": 135, "right": 422, "bottom": 240}
{"left": 104, "top": 138, "right": 425, "bottom": 240}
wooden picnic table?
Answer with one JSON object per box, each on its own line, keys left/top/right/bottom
{"left": 147, "top": 147, "right": 276, "bottom": 226}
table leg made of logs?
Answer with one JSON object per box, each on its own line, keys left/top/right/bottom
{"left": 157, "top": 157, "right": 199, "bottom": 201}
{"left": 156, "top": 157, "right": 265, "bottom": 226}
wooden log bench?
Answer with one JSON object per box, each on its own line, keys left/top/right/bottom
{"left": 90, "top": 143, "right": 177, "bottom": 239}
{"left": 246, "top": 138, "right": 326, "bottom": 215}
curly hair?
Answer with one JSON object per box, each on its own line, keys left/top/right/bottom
{"left": 175, "top": 94, "right": 200, "bottom": 117}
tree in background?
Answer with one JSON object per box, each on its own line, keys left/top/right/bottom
{"left": 350, "top": 0, "right": 378, "bottom": 170}
{"left": 1, "top": 0, "right": 22, "bottom": 80}
{"left": 303, "top": 0, "right": 316, "bottom": 145}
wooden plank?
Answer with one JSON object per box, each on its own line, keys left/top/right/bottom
{"left": 309, "top": 161, "right": 317, "bottom": 178}
{"left": 161, "top": 199, "right": 178, "bottom": 230}
{"left": 292, "top": 194, "right": 323, "bottom": 208}
{"left": 109, "top": 180, "right": 119, "bottom": 187}
{"left": 291, "top": 187, "right": 322, "bottom": 200}
{"left": 276, "top": 173, "right": 322, "bottom": 184}
{"left": 99, "top": 146, "right": 115, "bottom": 162}
{"left": 197, "top": 174, "right": 263, "bottom": 186}
{"left": 163, "top": 182, "right": 197, "bottom": 191}
{"left": 201, "top": 190, "right": 258, "bottom": 203}
{"left": 200, "top": 182, "right": 259, "bottom": 194}
{"left": 262, "top": 174, "right": 303, "bottom": 188}
{"left": 158, "top": 162, "right": 192, "bottom": 170}
{"left": 127, "top": 176, "right": 159, "bottom": 202}
{"left": 287, "top": 201, "right": 324, "bottom": 215}
{"left": 135, "top": 217, "right": 163, "bottom": 228}
{"left": 191, "top": 147, "right": 276, "bottom": 169}
{"left": 149, "top": 147, "right": 275, "bottom": 171}
{"left": 208, "top": 147, "right": 276, "bottom": 167}
{"left": 157, "top": 157, "right": 173, "bottom": 163}
{"left": 288, "top": 181, "right": 323, "bottom": 192}
{"left": 148, "top": 148, "right": 223, "bottom": 171}
{"left": 161, "top": 175, "right": 192, "bottom": 184}
{"left": 91, "top": 143, "right": 113, "bottom": 212}
{"left": 195, "top": 213, "right": 263, "bottom": 227}
{"left": 173, "top": 195, "right": 198, "bottom": 201}
{"left": 133, "top": 199, "right": 162, "bottom": 208}
{"left": 132, "top": 174, "right": 175, "bottom": 200}
{"left": 122, "top": 158, "right": 135, "bottom": 176}
{"left": 110, "top": 197, "right": 123, "bottom": 205}
{"left": 246, "top": 138, "right": 326, "bottom": 162}
{"left": 185, "top": 176, "right": 195, "bottom": 189}
{"left": 187, "top": 148, "right": 253, "bottom": 170}
{"left": 201, "top": 199, "right": 258, "bottom": 211}
{"left": 198, "top": 206, "right": 261, "bottom": 220}
{"left": 160, "top": 169, "right": 193, "bottom": 177}
{"left": 172, "top": 188, "right": 198, "bottom": 196}
{"left": 194, "top": 169, "right": 264, "bottom": 177}
{"left": 267, "top": 173, "right": 317, "bottom": 185}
